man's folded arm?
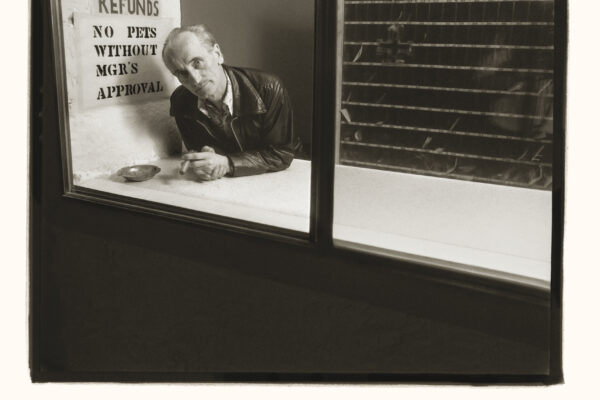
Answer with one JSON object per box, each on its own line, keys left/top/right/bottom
{"left": 227, "top": 81, "right": 298, "bottom": 177}
{"left": 175, "top": 117, "right": 207, "bottom": 152}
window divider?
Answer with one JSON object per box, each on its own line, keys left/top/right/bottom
{"left": 310, "top": 0, "right": 339, "bottom": 248}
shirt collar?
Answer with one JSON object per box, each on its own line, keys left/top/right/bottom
{"left": 197, "top": 67, "right": 233, "bottom": 116}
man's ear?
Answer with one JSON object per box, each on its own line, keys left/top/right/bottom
{"left": 162, "top": 49, "right": 176, "bottom": 74}
{"left": 213, "top": 44, "right": 225, "bottom": 64}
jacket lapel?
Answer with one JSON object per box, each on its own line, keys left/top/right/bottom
{"left": 225, "top": 66, "right": 267, "bottom": 117}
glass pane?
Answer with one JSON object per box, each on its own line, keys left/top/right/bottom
{"left": 52, "top": 0, "right": 314, "bottom": 232}
{"left": 333, "top": 0, "right": 555, "bottom": 287}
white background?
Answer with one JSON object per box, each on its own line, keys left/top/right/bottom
{"left": 1, "top": 0, "right": 599, "bottom": 398}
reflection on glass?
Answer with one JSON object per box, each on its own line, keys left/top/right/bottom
{"left": 333, "top": 0, "right": 555, "bottom": 288}
{"left": 54, "top": 0, "right": 313, "bottom": 232}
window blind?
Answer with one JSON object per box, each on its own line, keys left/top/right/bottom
{"left": 339, "top": 0, "right": 554, "bottom": 189}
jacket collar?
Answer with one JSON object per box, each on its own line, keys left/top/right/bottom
{"left": 225, "top": 65, "right": 267, "bottom": 117}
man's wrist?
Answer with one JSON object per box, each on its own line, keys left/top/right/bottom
{"left": 226, "top": 156, "right": 234, "bottom": 176}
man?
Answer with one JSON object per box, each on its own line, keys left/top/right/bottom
{"left": 162, "top": 25, "right": 299, "bottom": 180}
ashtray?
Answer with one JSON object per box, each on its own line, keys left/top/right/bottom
{"left": 117, "top": 165, "right": 161, "bottom": 182}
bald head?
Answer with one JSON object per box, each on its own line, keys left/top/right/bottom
{"left": 162, "top": 25, "right": 218, "bottom": 67}
{"left": 162, "top": 26, "right": 227, "bottom": 103}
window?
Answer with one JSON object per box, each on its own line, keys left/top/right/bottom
{"left": 333, "top": 0, "right": 555, "bottom": 288}
{"left": 338, "top": 0, "right": 553, "bottom": 187}
{"left": 51, "top": 0, "right": 314, "bottom": 234}
{"left": 50, "top": 0, "right": 557, "bottom": 287}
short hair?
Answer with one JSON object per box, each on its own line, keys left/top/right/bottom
{"left": 162, "top": 25, "right": 218, "bottom": 64}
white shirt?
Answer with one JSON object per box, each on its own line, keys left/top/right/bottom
{"left": 197, "top": 68, "right": 233, "bottom": 116}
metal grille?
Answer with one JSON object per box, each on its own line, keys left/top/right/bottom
{"left": 338, "top": 0, "right": 554, "bottom": 189}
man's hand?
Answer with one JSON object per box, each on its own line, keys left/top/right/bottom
{"left": 182, "top": 146, "right": 231, "bottom": 181}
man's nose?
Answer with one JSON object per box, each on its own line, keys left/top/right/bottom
{"left": 185, "top": 67, "right": 202, "bottom": 85}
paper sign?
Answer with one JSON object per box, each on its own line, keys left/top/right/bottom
{"left": 74, "top": 13, "right": 178, "bottom": 109}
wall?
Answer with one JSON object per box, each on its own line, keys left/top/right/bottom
{"left": 181, "top": 0, "right": 315, "bottom": 155}
{"left": 60, "top": 0, "right": 182, "bottom": 182}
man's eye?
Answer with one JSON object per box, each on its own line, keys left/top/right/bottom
{"left": 193, "top": 59, "right": 203, "bottom": 68}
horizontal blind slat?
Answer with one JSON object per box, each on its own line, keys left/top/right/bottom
{"left": 343, "top": 41, "right": 554, "bottom": 50}
{"left": 344, "top": 61, "right": 553, "bottom": 74}
{"left": 345, "top": 0, "right": 552, "bottom": 4}
{"left": 339, "top": 160, "right": 550, "bottom": 189}
{"left": 341, "top": 121, "right": 552, "bottom": 144}
{"left": 345, "top": 21, "right": 553, "bottom": 26}
{"left": 343, "top": 81, "right": 553, "bottom": 97}
{"left": 341, "top": 140, "right": 551, "bottom": 167}
{"left": 342, "top": 101, "right": 553, "bottom": 120}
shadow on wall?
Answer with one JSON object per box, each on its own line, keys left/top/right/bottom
{"left": 112, "top": 54, "right": 182, "bottom": 158}
{"left": 256, "top": 17, "right": 314, "bottom": 159}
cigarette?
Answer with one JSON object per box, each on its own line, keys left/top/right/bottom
{"left": 179, "top": 160, "right": 191, "bottom": 175}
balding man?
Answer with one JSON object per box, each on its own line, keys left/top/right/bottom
{"left": 162, "top": 25, "right": 299, "bottom": 181}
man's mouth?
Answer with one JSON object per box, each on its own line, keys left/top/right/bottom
{"left": 195, "top": 81, "right": 211, "bottom": 92}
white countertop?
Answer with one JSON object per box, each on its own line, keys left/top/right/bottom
{"left": 79, "top": 157, "right": 312, "bottom": 232}
{"left": 334, "top": 165, "right": 552, "bottom": 288}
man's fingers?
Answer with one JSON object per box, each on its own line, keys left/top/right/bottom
{"left": 215, "top": 164, "right": 227, "bottom": 178}
{"left": 183, "top": 152, "right": 212, "bottom": 161}
{"left": 193, "top": 165, "right": 227, "bottom": 181}
{"left": 190, "top": 160, "right": 212, "bottom": 168}
{"left": 181, "top": 151, "right": 225, "bottom": 181}
{"left": 193, "top": 169, "right": 213, "bottom": 181}
{"left": 183, "top": 147, "right": 216, "bottom": 160}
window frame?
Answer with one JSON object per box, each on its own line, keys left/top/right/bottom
{"left": 49, "top": 0, "right": 315, "bottom": 242}
{"left": 48, "top": 0, "right": 566, "bottom": 298}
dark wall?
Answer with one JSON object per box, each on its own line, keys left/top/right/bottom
{"left": 31, "top": 0, "right": 556, "bottom": 382}
{"left": 181, "top": 0, "right": 315, "bottom": 156}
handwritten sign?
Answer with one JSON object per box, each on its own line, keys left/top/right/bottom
{"left": 74, "top": 13, "right": 177, "bottom": 109}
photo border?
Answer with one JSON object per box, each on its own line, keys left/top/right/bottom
{"left": 33, "top": 0, "right": 565, "bottom": 384}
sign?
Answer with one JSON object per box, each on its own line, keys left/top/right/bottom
{"left": 74, "top": 13, "right": 178, "bottom": 109}
{"left": 92, "top": 0, "right": 162, "bottom": 17}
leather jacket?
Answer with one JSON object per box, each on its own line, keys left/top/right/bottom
{"left": 169, "top": 65, "right": 300, "bottom": 177}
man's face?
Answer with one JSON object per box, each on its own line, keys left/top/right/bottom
{"left": 164, "top": 32, "right": 227, "bottom": 102}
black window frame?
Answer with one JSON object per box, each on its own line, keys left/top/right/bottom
{"left": 48, "top": 0, "right": 563, "bottom": 294}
